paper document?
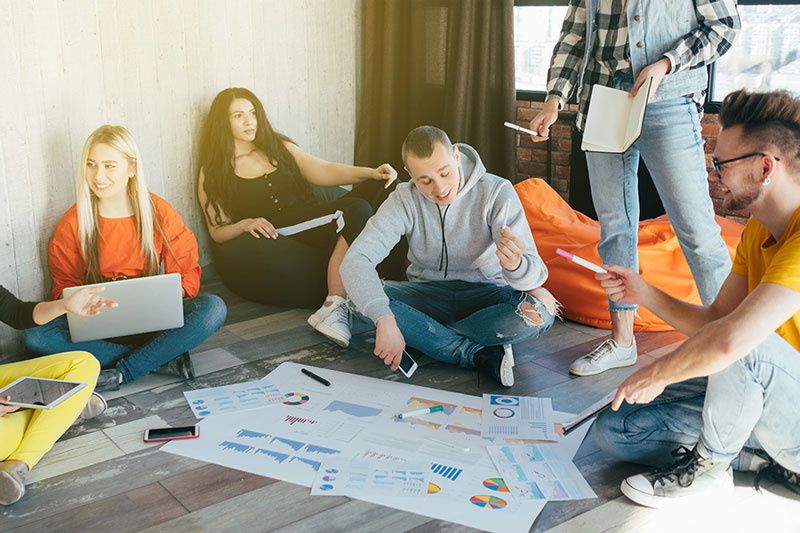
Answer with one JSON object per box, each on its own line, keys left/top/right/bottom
{"left": 581, "top": 76, "right": 653, "bottom": 153}
{"left": 488, "top": 444, "right": 597, "bottom": 501}
{"left": 311, "top": 460, "right": 430, "bottom": 497}
{"left": 277, "top": 210, "right": 344, "bottom": 236}
{"left": 481, "top": 394, "right": 558, "bottom": 441}
{"left": 183, "top": 378, "right": 283, "bottom": 418}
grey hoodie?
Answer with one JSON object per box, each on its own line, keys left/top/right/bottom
{"left": 340, "top": 143, "right": 548, "bottom": 324}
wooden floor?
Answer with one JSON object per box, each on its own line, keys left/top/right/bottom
{"left": 2, "top": 269, "right": 799, "bottom": 532}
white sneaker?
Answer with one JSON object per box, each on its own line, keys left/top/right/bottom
{"left": 569, "top": 338, "right": 637, "bottom": 376}
{"left": 307, "top": 296, "right": 351, "bottom": 347}
{"left": 621, "top": 445, "right": 734, "bottom": 509}
{"left": 503, "top": 344, "right": 514, "bottom": 367}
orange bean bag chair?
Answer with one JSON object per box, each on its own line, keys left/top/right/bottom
{"left": 514, "top": 178, "right": 745, "bottom": 331}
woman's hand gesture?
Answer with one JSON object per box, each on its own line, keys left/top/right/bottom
{"left": 373, "top": 164, "right": 398, "bottom": 188}
{"left": 239, "top": 217, "right": 278, "bottom": 239}
{"left": 63, "top": 286, "right": 117, "bottom": 317}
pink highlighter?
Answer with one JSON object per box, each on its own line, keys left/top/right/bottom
{"left": 555, "top": 248, "right": 607, "bottom": 274}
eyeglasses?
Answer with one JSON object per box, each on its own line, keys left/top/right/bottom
{"left": 711, "top": 152, "right": 780, "bottom": 177}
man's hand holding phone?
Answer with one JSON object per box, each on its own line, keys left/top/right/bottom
{"left": 374, "top": 316, "right": 417, "bottom": 377}
{"left": 375, "top": 316, "right": 405, "bottom": 370}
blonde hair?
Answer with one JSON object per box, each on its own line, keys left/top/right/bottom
{"left": 76, "top": 125, "right": 162, "bottom": 282}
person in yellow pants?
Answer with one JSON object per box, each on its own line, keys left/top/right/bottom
{"left": 0, "top": 283, "right": 115, "bottom": 505}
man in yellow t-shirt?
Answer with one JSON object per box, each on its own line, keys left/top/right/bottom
{"left": 591, "top": 89, "right": 800, "bottom": 508}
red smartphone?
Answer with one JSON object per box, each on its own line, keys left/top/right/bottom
{"left": 143, "top": 425, "right": 199, "bottom": 442}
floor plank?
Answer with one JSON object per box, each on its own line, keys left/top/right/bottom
{"left": 5, "top": 269, "right": 790, "bottom": 532}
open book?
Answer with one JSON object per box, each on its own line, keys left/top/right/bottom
{"left": 581, "top": 76, "right": 653, "bottom": 153}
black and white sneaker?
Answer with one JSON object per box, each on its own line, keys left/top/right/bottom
{"left": 621, "top": 445, "right": 734, "bottom": 508}
{"left": 749, "top": 448, "right": 800, "bottom": 496}
{"left": 473, "top": 345, "right": 514, "bottom": 387}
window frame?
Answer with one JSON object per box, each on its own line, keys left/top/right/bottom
{"left": 514, "top": 0, "right": 800, "bottom": 112}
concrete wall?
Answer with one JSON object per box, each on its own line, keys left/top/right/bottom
{"left": 0, "top": 0, "right": 359, "bottom": 356}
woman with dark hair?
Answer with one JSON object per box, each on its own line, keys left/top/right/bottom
{"left": 198, "top": 87, "right": 396, "bottom": 348}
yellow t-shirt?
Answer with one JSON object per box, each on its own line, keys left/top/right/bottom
{"left": 731, "top": 206, "right": 800, "bottom": 351}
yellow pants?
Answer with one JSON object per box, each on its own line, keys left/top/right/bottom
{"left": 0, "top": 351, "right": 99, "bottom": 469}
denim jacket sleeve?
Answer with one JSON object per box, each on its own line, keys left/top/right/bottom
{"left": 662, "top": 0, "right": 740, "bottom": 74}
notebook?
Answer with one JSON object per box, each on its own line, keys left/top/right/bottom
{"left": 581, "top": 76, "right": 653, "bottom": 153}
{"left": 62, "top": 273, "right": 184, "bottom": 342}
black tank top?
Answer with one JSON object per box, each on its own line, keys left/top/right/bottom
{"left": 230, "top": 167, "right": 316, "bottom": 222}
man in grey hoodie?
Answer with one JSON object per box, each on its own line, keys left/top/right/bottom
{"left": 340, "top": 126, "right": 557, "bottom": 387}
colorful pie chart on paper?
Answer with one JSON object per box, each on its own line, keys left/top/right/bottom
{"left": 482, "top": 478, "right": 510, "bottom": 492}
{"left": 322, "top": 475, "right": 336, "bottom": 482}
{"left": 427, "top": 482, "right": 440, "bottom": 494}
{"left": 469, "top": 495, "right": 507, "bottom": 509}
{"left": 320, "top": 484, "right": 334, "bottom": 491}
{"left": 325, "top": 468, "right": 339, "bottom": 474}
{"left": 283, "top": 392, "right": 310, "bottom": 405}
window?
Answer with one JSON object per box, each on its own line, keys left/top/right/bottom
{"left": 711, "top": 3, "right": 800, "bottom": 102}
{"left": 514, "top": 1, "right": 800, "bottom": 106}
{"left": 514, "top": 3, "right": 568, "bottom": 95}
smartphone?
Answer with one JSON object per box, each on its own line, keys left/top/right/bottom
{"left": 143, "top": 425, "right": 199, "bottom": 442}
{"left": 398, "top": 350, "right": 418, "bottom": 378}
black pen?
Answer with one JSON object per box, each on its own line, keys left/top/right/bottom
{"left": 301, "top": 368, "right": 331, "bottom": 387}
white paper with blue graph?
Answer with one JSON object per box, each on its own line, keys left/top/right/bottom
{"left": 480, "top": 394, "right": 559, "bottom": 441}
{"left": 163, "top": 362, "right": 592, "bottom": 533}
{"left": 182, "top": 377, "right": 283, "bottom": 418}
{"left": 487, "top": 444, "right": 596, "bottom": 501}
{"left": 310, "top": 460, "right": 429, "bottom": 497}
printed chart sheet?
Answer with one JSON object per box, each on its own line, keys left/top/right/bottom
{"left": 164, "top": 362, "right": 592, "bottom": 533}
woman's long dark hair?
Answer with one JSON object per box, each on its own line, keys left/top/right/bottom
{"left": 198, "top": 87, "right": 309, "bottom": 224}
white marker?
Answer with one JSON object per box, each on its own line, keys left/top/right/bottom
{"left": 396, "top": 405, "right": 443, "bottom": 419}
{"left": 501, "top": 199, "right": 511, "bottom": 229}
{"left": 504, "top": 121, "right": 539, "bottom": 137}
{"left": 555, "top": 248, "right": 607, "bottom": 274}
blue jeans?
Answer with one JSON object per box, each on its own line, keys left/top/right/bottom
{"left": 585, "top": 77, "right": 731, "bottom": 312}
{"left": 594, "top": 333, "right": 800, "bottom": 473}
{"left": 21, "top": 294, "right": 227, "bottom": 383}
{"left": 383, "top": 280, "right": 555, "bottom": 368}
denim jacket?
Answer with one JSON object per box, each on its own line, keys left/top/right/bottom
{"left": 550, "top": 0, "right": 740, "bottom": 129}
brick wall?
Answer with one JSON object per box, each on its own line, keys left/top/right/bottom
{"left": 514, "top": 100, "right": 749, "bottom": 225}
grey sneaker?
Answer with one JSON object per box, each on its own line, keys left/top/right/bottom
{"left": 0, "top": 461, "right": 28, "bottom": 505}
{"left": 95, "top": 369, "right": 122, "bottom": 392}
{"left": 157, "top": 352, "right": 196, "bottom": 380}
{"left": 307, "top": 296, "right": 351, "bottom": 347}
{"left": 621, "top": 445, "right": 734, "bottom": 508}
{"left": 77, "top": 392, "right": 107, "bottom": 421}
{"left": 473, "top": 345, "right": 514, "bottom": 387}
{"left": 569, "top": 338, "right": 637, "bottom": 376}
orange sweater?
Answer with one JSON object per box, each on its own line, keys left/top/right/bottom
{"left": 49, "top": 194, "right": 202, "bottom": 299}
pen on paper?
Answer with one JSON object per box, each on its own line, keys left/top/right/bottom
{"left": 301, "top": 368, "right": 331, "bottom": 387}
{"left": 503, "top": 121, "right": 539, "bottom": 137}
{"left": 396, "top": 405, "right": 443, "bottom": 419}
{"left": 555, "top": 248, "right": 608, "bottom": 274}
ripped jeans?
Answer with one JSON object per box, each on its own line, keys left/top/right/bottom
{"left": 383, "top": 280, "right": 556, "bottom": 368}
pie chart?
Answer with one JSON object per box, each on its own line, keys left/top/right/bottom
{"left": 469, "top": 495, "right": 507, "bottom": 509}
{"left": 427, "top": 482, "right": 440, "bottom": 494}
{"left": 482, "top": 478, "right": 510, "bottom": 492}
{"left": 283, "top": 392, "right": 309, "bottom": 405}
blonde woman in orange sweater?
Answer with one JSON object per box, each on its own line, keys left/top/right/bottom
{"left": 22, "top": 125, "right": 227, "bottom": 392}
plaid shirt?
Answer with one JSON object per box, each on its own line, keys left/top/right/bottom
{"left": 547, "top": 0, "right": 740, "bottom": 130}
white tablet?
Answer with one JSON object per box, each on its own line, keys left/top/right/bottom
{"left": 0, "top": 376, "right": 88, "bottom": 409}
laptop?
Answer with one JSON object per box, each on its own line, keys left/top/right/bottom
{"left": 62, "top": 273, "right": 184, "bottom": 342}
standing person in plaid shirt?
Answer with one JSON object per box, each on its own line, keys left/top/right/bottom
{"left": 529, "top": 1, "right": 740, "bottom": 376}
